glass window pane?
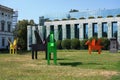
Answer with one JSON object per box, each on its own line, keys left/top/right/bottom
{"left": 112, "top": 22, "right": 117, "bottom": 38}
{"left": 66, "top": 24, "right": 71, "bottom": 39}
{"left": 102, "top": 22, "right": 108, "bottom": 37}
{"left": 92, "top": 23, "right": 98, "bottom": 37}
{"left": 58, "top": 25, "right": 62, "bottom": 40}
{"left": 74, "top": 24, "right": 79, "bottom": 39}
{"left": 83, "top": 23, "right": 88, "bottom": 39}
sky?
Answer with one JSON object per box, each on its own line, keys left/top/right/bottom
{"left": 0, "top": 0, "right": 120, "bottom": 23}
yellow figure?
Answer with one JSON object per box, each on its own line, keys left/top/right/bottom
{"left": 8, "top": 38, "right": 18, "bottom": 54}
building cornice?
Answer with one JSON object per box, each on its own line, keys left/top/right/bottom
{"left": 0, "top": 4, "right": 14, "bottom": 13}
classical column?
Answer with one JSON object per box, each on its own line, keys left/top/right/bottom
{"left": 88, "top": 23, "right": 93, "bottom": 39}
{"left": 38, "top": 26, "right": 43, "bottom": 41}
{"left": 71, "top": 24, "right": 75, "bottom": 39}
{"left": 32, "top": 26, "right": 36, "bottom": 44}
{"left": 62, "top": 24, "right": 66, "bottom": 40}
{"left": 79, "top": 24, "right": 83, "bottom": 40}
{"left": 27, "top": 25, "right": 32, "bottom": 50}
{"left": 98, "top": 22, "right": 102, "bottom": 38}
{"left": 54, "top": 25, "right": 58, "bottom": 40}
{"left": 107, "top": 22, "right": 112, "bottom": 39}
{"left": 46, "top": 25, "right": 50, "bottom": 38}
{"left": 117, "top": 21, "right": 120, "bottom": 49}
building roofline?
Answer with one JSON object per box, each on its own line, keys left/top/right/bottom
{"left": 0, "top": 4, "right": 14, "bottom": 13}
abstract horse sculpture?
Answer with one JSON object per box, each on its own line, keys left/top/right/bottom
{"left": 29, "top": 30, "right": 47, "bottom": 59}
{"left": 85, "top": 39, "right": 103, "bottom": 54}
{"left": 47, "top": 31, "right": 57, "bottom": 65}
{"left": 8, "top": 38, "right": 18, "bottom": 54}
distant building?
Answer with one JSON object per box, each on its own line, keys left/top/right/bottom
{"left": 12, "top": 11, "right": 18, "bottom": 29}
{"left": 0, "top": 4, "right": 18, "bottom": 50}
{"left": 27, "top": 8, "right": 120, "bottom": 50}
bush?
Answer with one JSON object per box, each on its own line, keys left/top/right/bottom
{"left": 71, "top": 38, "right": 80, "bottom": 49}
{"left": 56, "top": 40, "right": 62, "bottom": 49}
{"left": 107, "top": 15, "right": 113, "bottom": 18}
{"left": 97, "top": 16, "right": 103, "bottom": 18}
{"left": 100, "top": 37, "right": 110, "bottom": 50}
{"left": 54, "top": 19, "right": 60, "bottom": 21}
{"left": 88, "top": 16, "right": 95, "bottom": 19}
{"left": 70, "top": 18, "right": 77, "bottom": 20}
{"left": 79, "top": 17, "right": 85, "bottom": 19}
{"left": 116, "top": 14, "right": 120, "bottom": 17}
{"left": 80, "top": 39, "right": 88, "bottom": 49}
{"left": 61, "top": 39, "right": 71, "bottom": 49}
{"left": 62, "top": 18, "right": 68, "bottom": 21}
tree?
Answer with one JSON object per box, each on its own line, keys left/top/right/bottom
{"left": 14, "top": 19, "right": 35, "bottom": 50}
{"left": 16, "top": 20, "right": 28, "bottom": 50}
{"left": 29, "top": 19, "right": 35, "bottom": 26}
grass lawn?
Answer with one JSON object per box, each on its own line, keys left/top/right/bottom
{"left": 0, "top": 50, "right": 120, "bottom": 80}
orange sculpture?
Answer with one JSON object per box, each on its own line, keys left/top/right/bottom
{"left": 85, "top": 39, "right": 103, "bottom": 54}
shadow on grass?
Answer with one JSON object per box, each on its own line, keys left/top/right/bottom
{"left": 59, "top": 62, "right": 82, "bottom": 67}
{"left": 86, "top": 62, "right": 102, "bottom": 65}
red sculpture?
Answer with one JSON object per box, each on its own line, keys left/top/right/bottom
{"left": 85, "top": 39, "right": 103, "bottom": 54}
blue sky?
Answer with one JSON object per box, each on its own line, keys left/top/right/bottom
{"left": 0, "top": 0, "right": 120, "bottom": 23}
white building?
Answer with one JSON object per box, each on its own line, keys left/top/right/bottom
{"left": 0, "top": 5, "right": 17, "bottom": 50}
{"left": 27, "top": 8, "right": 120, "bottom": 50}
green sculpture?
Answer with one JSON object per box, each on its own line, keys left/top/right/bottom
{"left": 47, "top": 31, "right": 57, "bottom": 65}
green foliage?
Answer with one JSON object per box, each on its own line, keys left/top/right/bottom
{"left": 89, "top": 37, "right": 98, "bottom": 41}
{"left": 14, "top": 19, "right": 35, "bottom": 50}
{"left": 79, "top": 17, "right": 85, "bottom": 19}
{"left": 56, "top": 40, "right": 62, "bottom": 49}
{"left": 54, "top": 19, "right": 60, "bottom": 21}
{"left": 100, "top": 37, "right": 110, "bottom": 50}
{"left": 88, "top": 16, "right": 95, "bottom": 19}
{"left": 97, "top": 16, "right": 103, "bottom": 18}
{"left": 29, "top": 19, "right": 35, "bottom": 26}
{"left": 0, "top": 50, "right": 120, "bottom": 80}
{"left": 80, "top": 39, "right": 88, "bottom": 49}
{"left": 107, "top": 15, "right": 113, "bottom": 18}
{"left": 116, "top": 14, "right": 120, "bottom": 17}
{"left": 61, "top": 39, "right": 71, "bottom": 49}
{"left": 71, "top": 38, "right": 80, "bottom": 49}
{"left": 46, "top": 20, "right": 52, "bottom": 22}
{"left": 70, "top": 18, "right": 77, "bottom": 20}
{"left": 62, "top": 18, "right": 68, "bottom": 21}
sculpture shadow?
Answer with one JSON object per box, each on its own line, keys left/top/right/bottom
{"left": 86, "top": 62, "right": 102, "bottom": 65}
{"left": 59, "top": 62, "right": 82, "bottom": 67}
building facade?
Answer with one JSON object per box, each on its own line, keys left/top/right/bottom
{"left": 0, "top": 5, "right": 17, "bottom": 49}
{"left": 27, "top": 8, "right": 120, "bottom": 50}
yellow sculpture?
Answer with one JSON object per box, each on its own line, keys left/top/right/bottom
{"left": 8, "top": 38, "right": 18, "bottom": 54}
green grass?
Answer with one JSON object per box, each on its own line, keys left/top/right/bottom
{"left": 0, "top": 50, "right": 120, "bottom": 80}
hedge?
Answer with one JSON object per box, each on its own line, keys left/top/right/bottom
{"left": 71, "top": 38, "right": 80, "bottom": 49}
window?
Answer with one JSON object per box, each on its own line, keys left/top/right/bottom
{"left": 83, "top": 23, "right": 88, "bottom": 39}
{"left": 74, "top": 24, "right": 79, "bottom": 39}
{"left": 50, "top": 25, "right": 54, "bottom": 34}
{"left": 112, "top": 22, "right": 117, "bottom": 38}
{"left": 92, "top": 23, "right": 98, "bottom": 37}
{"left": 66, "top": 24, "right": 71, "bottom": 39}
{"left": 102, "top": 22, "right": 108, "bottom": 37}
{"left": 58, "top": 25, "right": 62, "bottom": 40}
{"left": 2, "top": 38, "right": 5, "bottom": 47}
{"left": 8, "top": 23, "right": 11, "bottom": 32}
{"left": 1, "top": 21, "right": 5, "bottom": 31}
{"left": 1, "top": 12, "right": 4, "bottom": 16}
